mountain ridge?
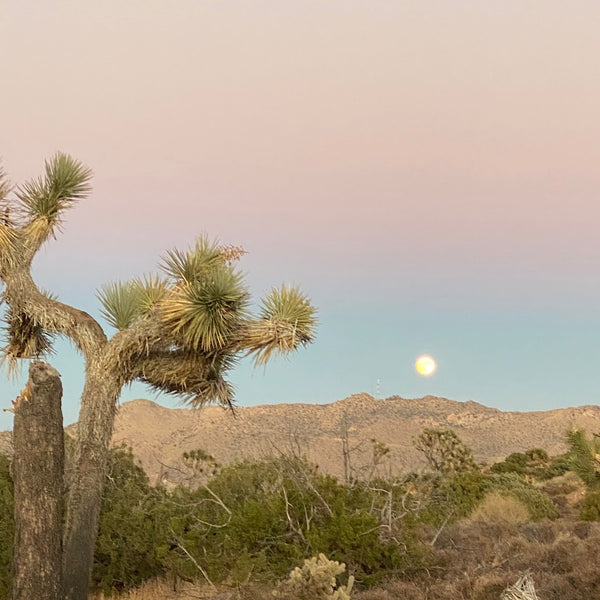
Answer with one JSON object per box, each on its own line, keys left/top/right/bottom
{"left": 2, "top": 393, "right": 599, "bottom": 485}
{"left": 111, "top": 393, "right": 600, "bottom": 485}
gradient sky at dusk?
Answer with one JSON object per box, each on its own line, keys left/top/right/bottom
{"left": 2, "top": 1, "right": 600, "bottom": 428}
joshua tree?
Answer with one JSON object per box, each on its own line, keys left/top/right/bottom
{"left": 0, "top": 154, "right": 317, "bottom": 600}
{"left": 414, "top": 428, "right": 477, "bottom": 475}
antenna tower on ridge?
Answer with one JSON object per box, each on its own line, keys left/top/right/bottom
{"left": 375, "top": 378, "right": 381, "bottom": 399}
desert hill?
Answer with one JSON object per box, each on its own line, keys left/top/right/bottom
{"left": 108, "top": 393, "right": 600, "bottom": 486}
{"left": 2, "top": 393, "right": 599, "bottom": 485}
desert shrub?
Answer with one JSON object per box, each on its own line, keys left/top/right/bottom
{"left": 571, "top": 520, "right": 592, "bottom": 539}
{"left": 578, "top": 489, "right": 600, "bottom": 521}
{"left": 520, "top": 520, "right": 557, "bottom": 544}
{"left": 488, "top": 473, "right": 559, "bottom": 520}
{"left": 490, "top": 447, "right": 571, "bottom": 482}
{"left": 542, "top": 471, "right": 586, "bottom": 497}
{"left": 420, "top": 471, "right": 491, "bottom": 525}
{"left": 540, "top": 453, "right": 571, "bottom": 480}
{"left": 469, "top": 492, "right": 529, "bottom": 525}
{"left": 0, "top": 453, "right": 13, "bottom": 598}
{"left": 541, "top": 471, "right": 586, "bottom": 518}
{"left": 380, "top": 580, "right": 425, "bottom": 600}
{"left": 472, "top": 573, "right": 513, "bottom": 600}
{"left": 491, "top": 452, "right": 529, "bottom": 475}
{"left": 491, "top": 448, "right": 570, "bottom": 482}
{"left": 433, "top": 519, "right": 518, "bottom": 575}
{"left": 160, "top": 456, "right": 417, "bottom": 587}
{"left": 544, "top": 533, "right": 584, "bottom": 574}
{"left": 92, "top": 446, "right": 165, "bottom": 594}
{"left": 504, "top": 485, "right": 558, "bottom": 521}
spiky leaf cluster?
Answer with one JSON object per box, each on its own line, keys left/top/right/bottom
{"left": 245, "top": 285, "right": 317, "bottom": 365}
{"left": 16, "top": 153, "right": 92, "bottom": 228}
{"left": 566, "top": 429, "right": 600, "bottom": 490}
{"left": 98, "top": 276, "right": 168, "bottom": 331}
{"left": 98, "top": 239, "right": 316, "bottom": 408}
{"left": 160, "top": 236, "right": 223, "bottom": 283}
{"left": 160, "top": 267, "right": 249, "bottom": 353}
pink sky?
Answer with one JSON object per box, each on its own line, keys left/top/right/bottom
{"left": 2, "top": 1, "right": 600, "bottom": 426}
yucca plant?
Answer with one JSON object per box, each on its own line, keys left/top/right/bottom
{"left": 0, "top": 153, "right": 317, "bottom": 600}
{"left": 566, "top": 429, "right": 600, "bottom": 490}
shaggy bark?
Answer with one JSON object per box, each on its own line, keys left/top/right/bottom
{"left": 62, "top": 362, "right": 122, "bottom": 600}
{"left": 12, "top": 362, "right": 64, "bottom": 600}
{"left": 1, "top": 268, "right": 112, "bottom": 600}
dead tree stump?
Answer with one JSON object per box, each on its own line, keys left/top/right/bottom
{"left": 12, "top": 361, "right": 64, "bottom": 600}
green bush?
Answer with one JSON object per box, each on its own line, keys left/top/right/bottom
{"left": 417, "top": 470, "right": 558, "bottom": 527}
{"left": 420, "top": 471, "right": 491, "bottom": 525}
{"left": 490, "top": 447, "right": 563, "bottom": 481}
{"left": 579, "top": 490, "right": 600, "bottom": 521}
{"left": 92, "top": 446, "right": 165, "bottom": 594}
{"left": 491, "top": 452, "right": 530, "bottom": 475}
{"left": 488, "top": 473, "right": 558, "bottom": 521}
{"left": 161, "top": 457, "right": 414, "bottom": 587}
{"left": 539, "top": 454, "right": 571, "bottom": 480}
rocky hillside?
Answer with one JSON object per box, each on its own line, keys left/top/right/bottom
{"left": 3, "top": 393, "right": 599, "bottom": 485}
{"left": 108, "top": 393, "right": 600, "bottom": 486}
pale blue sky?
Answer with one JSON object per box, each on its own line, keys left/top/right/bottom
{"left": 2, "top": 1, "right": 600, "bottom": 429}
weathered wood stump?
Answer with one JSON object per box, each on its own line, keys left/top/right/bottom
{"left": 501, "top": 571, "right": 539, "bottom": 600}
{"left": 12, "top": 361, "right": 64, "bottom": 600}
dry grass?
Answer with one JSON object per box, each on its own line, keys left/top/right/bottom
{"left": 89, "top": 577, "right": 226, "bottom": 600}
{"left": 469, "top": 492, "right": 530, "bottom": 525}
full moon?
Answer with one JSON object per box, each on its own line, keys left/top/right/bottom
{"left": 415, "top": 355, "right": 437, "bottom": 376}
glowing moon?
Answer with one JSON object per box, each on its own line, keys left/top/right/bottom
{"left": 415, "top": 355, "right": 437, "bottom": 376}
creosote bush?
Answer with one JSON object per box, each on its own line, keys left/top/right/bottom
{"left": 578, "top": 490, "right": 600, "bottom": 521}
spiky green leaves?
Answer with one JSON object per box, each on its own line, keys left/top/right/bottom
{"left": 245, "top": 285, "right": 317, "bottom": 365}
{"left": 161, "top": 236, "right": 224, "bottom": 283}
{"left": 17, "top": 153, "right": 92, "bottom": 219}
{"left": 160, "top": 267, "right": 249, "bottom": 352}
{"left": 260, "top": 285, "right": 317, "bottom": 339}
{"left": 566, "top": 429, "right": 600, "bottom": 489}
{"left": 98, "top": 276, "right": 168, "bottom": 331}
{"left": 16, "top": 153, "right": 92, "bottom": 246}
{"left": 97, "top": 236, "right": 315, "bottom": 410}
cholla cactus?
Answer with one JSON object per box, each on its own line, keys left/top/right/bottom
{"left": 275, "top": 554, "right": 354, "bottom": 600}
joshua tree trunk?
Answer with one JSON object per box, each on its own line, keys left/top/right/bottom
{"left": 62, "top": 364, "right": 122, "bottom": 600}
{"left": 12, "top": 361, "right": 64, "bottom": 600}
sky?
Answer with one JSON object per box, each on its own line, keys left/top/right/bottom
{"left": 1, "top": 1, "right": 600, "bottom": 428}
